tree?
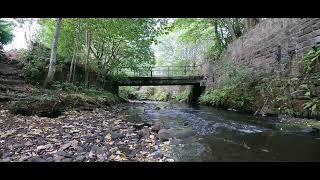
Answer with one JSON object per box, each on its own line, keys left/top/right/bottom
{"left": 43, "top": 18, "right": 62, "bottom": 88}
{"left": 68, "top": 19, "right": 81, "bottom": 82}
{"left": 244, "top": 18, "right": 260, "bottom": 33}
{"left": 84, "top": 30, "right": 91, "bottom": 87}
{"left": 224, "top": 18, "right": 237, "bottom": 41}
{"left": 0, "top": 19, "right": 14, "bottom": 48}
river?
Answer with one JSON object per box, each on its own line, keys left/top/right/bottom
{"left": 120, "top": 100, "right": 320, "bottom": 161}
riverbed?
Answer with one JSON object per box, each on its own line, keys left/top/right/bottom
{"left": 1, "top": 100, "right": 320, "bottom": 162}
{"left": 120, "top": 100, "right": 320, "bottom": 161}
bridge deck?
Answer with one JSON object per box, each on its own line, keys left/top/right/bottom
{"left": 118, "top": 76, "right": 204, "bottom": 86}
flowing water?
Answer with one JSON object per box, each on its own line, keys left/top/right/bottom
{"left": 120, "top": 100, "right": 320, "bottom": 161}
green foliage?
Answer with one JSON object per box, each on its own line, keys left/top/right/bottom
{"left": 303, "top": 44, "right": 320, "bottom": 73}
{"left": 199, "top": 88, "right": 227, "bottom": 106}
{"left": 51, "top": 81, "right": 79, "bottom": 92}
{"left": 17, "top": 46, "right": 49, "bottom": 84}
{"left": 0, "top": 19, "right": 14, "bottom": 46}
{"left": 152, "top": 89, "right": 170, "bottom": 101}
{"left": 119, "top": 86, "right": 144, "bottom": 100}
{"left": 174, "top": 88, "right": 191, "bottom": 102}
{"left": 199, "top": 61, "right": 256, "bottom": 109}
{"left": 304, "top": 97, "right": 320, "bottom": 116}
{"left": 36, "top": 18, "right": 169, "bottom": 75}
{"left": 172, "top": 18, "right": 245, "bottom": 61}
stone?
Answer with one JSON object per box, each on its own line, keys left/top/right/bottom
{"left": 59, "top": 142, "right": 71, "bottom": 151}
{"left": 2, "top": 152, "right": 13, "bottom": 159}
{"left": 166, "top": 158, "right": 174, "bottom": 162}
{"left": 62, "top": 134, "right": 72, "bottom": 139}
{"left": 151, "top": 150, "right": 164, "bottom": 159}
{"left": 169, "top": 138, "right": 182, "bottom": 145}
{"left": 76, "top": 147, "right": 85, "bottom": 153}
{"left": 70, "top": 140, "right": 78, "bottom": 148}
{"left": 46, "top": 157, "right": 54, "bottom": 162}
{"left": 61, "top": 158, "right": 73, "bottom": 162}
{"left": 111, "top": 132, "right": 125, "bottom": 140}
{"left": 75, "top": 155, "right": 85, "bottom": 162}
{"left": 2, "top": 157, "right": 11, "bottom": 162}
{"left": 302, "top": 127, "right": 315, "bottom": 133}
{"left": 18, "top": 155, "right": 31, "bottom": 162}
{"left": 56, "top": 150, "right": 71, "bottom": 157}
{"left": 151, "top": 123, "right": 161, "bottom": 132}
{"left": 97, "top": 154, "right": 105, "bottom": 162}
{"left": 53, "top": 155, "right": 65, "bottom": 162}
{"left": 109, "top": 147, "right": 118, "bottom": 154}
{"left": 138, "top": 128, "right": 150, "bottom": 137}
{"left": 36, "top": 145, "right": 47, "bottom": 151}
{"left": 157, "top": 129, "right": 171, "bottom": 141}
{"left": 28, "top": 156, "right": 46, "bottom": 162}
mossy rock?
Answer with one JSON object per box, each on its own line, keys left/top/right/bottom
{"left": 8, "top": 95, "right": 64, "bottom": 117}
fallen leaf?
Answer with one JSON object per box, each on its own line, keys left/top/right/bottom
{"left": 105, "top": 133, "right": 112, "bottom": 141}
{"left": 261, "top": 149, "right": 269, "bottom": 152}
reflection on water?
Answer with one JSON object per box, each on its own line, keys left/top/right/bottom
{"left": 121, "top": 100, "right": 320, "bottom": 161}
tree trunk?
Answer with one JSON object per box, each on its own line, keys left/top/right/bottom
{"left": 43, "top": 18, "right": 62, "bottom": 88}
{"left": 244, "top": 18, "right": 259, "bottom": 33}
{"left": 224, "top": 18, "right": 237, "bottom": 41}
{"left": 85, "top": 30, "right": 92, "bottom": 88}
{"left": 68, "top": 46, "right": 77, "bottom": 81}
{"left": 69, "top": 19, "right": 81, "bottom": 82}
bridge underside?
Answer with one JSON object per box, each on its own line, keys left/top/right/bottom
{"left": 118, "top": 76, "right": 204, "bottom": 86}
{"left": 113, "top": 76, "right": 205, "bottom": 104}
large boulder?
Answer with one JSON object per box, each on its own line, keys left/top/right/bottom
{"left": 151, "top": 123, "right": 161, "bottom": 132}
{"left": 157, "top": 129, "right": 171, "bottom": 141}
{"left": 137, "top": 128, "right": 150, "bottom": 138}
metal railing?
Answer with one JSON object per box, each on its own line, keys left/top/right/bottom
{"left": 112, "top": 65, "right": 203, "bottom": 77}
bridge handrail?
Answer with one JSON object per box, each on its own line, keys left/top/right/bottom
{"left": 113, "top": 65, "right": 203, "bottom": 77}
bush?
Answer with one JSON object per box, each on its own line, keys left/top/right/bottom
{"left": 119, "top": 86, "right": 144, "bottom": 100}
{"left": 152, "top": 89, "right": 170, "bottom": 101}
{"left": 174, "top": 88, "right": 191, "bottom": 102}
{"left": 303, "top": 44, "right": 320, "bottom": 73}
{"left": 199, "top": 61, "right": 257, "bottom": 110}
{"left": 50, "top": 81, "right": 79, "bottom": 92}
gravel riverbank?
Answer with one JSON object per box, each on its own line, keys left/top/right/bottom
{"left": 0, "top": 104, "right": 176, "bottom": 162}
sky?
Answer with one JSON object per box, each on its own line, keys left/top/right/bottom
{"left": 4, "top": 19, "right": 39, "bottom": 51}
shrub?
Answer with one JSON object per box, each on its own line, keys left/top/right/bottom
{"left": 199, "top": 61, "right": 257, "bottom": 109}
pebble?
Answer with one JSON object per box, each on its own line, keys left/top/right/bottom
{"left": 61, "top": 158, "right": 73, "bottom": 162}
{"left": 0, "top": 107, "right": 174, "bottom": 162}
{"left": 75, "top": 155, "right": 85, "bottom": 162}
{"left": 19, "top": 155, "right": 31, "bottom": 162}
{"left": 28, "top": 156, "right": 46, "bottom": 162}
{"left": 46, "top": 157, "right": 54, "bottom": 162}
{"left": 57, "top": 150, "right": 71, "bottom": 157}
{"left": 2, "top": 157, "right": 11, "bottom": 162}
{"left": 2, "top": 152, "right": 13, "bottom": 159}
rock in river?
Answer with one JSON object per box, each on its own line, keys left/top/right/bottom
{"left": 151, "top": 150, "right": 164, "bottom": 159}
{"left": 151, "top": 123, "right": 161, "bottom": 132}
{"left": 138, "top": 128, "right": 150, "bottom": 137}
{"left": 157, "top": 129, "right": 171, "bottom": 141}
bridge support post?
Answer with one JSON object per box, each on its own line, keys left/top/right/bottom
{"left": 188, "top": 84, "right": 205, "bottom": 104}
{"left": 111, "top": 85, "right": 119, "bottom": 95}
